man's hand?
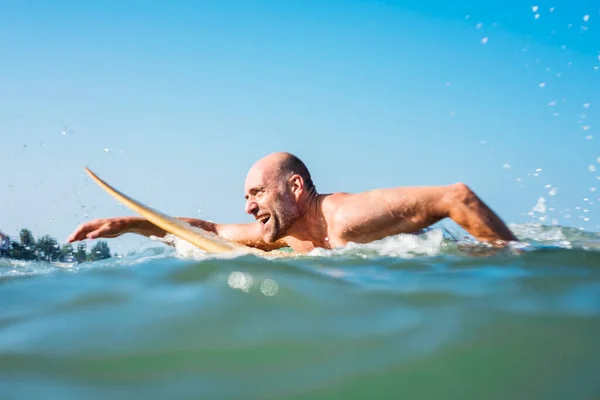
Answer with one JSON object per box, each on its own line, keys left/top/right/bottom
{"left": 66, "top": 218, "right": 133, "bottom": 242}
{"left": 67, "top": 217, "right": 167, "bottom": 243}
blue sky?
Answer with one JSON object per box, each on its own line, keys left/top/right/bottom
{"left": 1, "top": 0, "right": 599, "bottom": 252}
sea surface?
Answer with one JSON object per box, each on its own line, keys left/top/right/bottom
{"left": 1, "top": 223, "right": 599, "bottom": 399}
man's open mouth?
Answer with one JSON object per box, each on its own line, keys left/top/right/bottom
{"left": 257, "top": 215, "right": 270, "bottom": 225}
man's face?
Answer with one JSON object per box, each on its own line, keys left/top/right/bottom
{"left": 244, "top": 167, "right": 299, "bottom": 243}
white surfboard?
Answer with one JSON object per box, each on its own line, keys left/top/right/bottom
{"left": 84, "top": 167, "right": 265, "bottom": 255}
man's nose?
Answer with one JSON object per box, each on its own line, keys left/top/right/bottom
{"left": 245, "top": 199, "right": 258, "bottom": 215}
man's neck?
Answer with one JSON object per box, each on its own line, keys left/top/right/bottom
{"left": 286, "top": 192, "right": 330, "bottom": 247}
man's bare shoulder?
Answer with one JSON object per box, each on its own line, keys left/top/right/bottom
{"left": 321, "top": 192, "right": 355, "bottom": 214}
{"left": 322, "top": 190, "right": 382, "bottom": 229}
{"left": 323, "top": 189, "right": 383, "bottom": 210}
{"left": 324, "top": 187, "right": 419, "bottom": 241}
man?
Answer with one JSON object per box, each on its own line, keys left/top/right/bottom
{"left": 67, "top": 152, "right": 518, "bottom": 252}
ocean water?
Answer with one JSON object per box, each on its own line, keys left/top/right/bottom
{"left": 1, "top": 223, "right": 599, "bottom": 400}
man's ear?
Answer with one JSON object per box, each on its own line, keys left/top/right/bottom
{"left": 289, "top": 174, "right": 303, "bottom": 196}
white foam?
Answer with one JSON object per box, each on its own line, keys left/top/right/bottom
{"left": 309, "top": 229, "right": 445, "bottom": 259}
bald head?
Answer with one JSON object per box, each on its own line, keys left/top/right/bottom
{"left": 250, "top": 152, "right": 315, "bottom": 193}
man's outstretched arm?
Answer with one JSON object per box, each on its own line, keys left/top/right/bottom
{"left": 66, "top": 217, "right": 287, "bottom": 251}
{"left": 336, "top": 183, "right": 518, "bottom": 245}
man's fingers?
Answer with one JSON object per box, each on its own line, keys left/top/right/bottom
{"left": 67, "top": 219, "right": 122, "bottom": 243}
{"left": 67, "top": 228, "right": 87, "bottom": 243}
{"left": 67, "top": 221, "right": 105, "bottom": 242}
{"left": 86, "top": 225, "right": 109, "bottom": 240}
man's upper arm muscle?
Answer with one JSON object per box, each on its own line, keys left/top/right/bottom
{"left": 333, "top": 187, "right": 445, "bottom": 241}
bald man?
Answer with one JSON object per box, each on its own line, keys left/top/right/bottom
{"left": 67, "top": 152, "right": 518, "bottom": 252}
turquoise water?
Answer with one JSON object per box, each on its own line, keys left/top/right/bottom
{"left": 1, "top": 224, "right": 599, "bottom": 399}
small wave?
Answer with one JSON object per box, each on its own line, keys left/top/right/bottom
{"left": 510, "top": 222, "right": 600, "bottom": 251}
{"left": 308, "top": 229, "right": 445, "bottom": 258}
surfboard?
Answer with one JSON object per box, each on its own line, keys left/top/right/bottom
{"left": 84, "top": 167, "right": 263, "bottom": 255}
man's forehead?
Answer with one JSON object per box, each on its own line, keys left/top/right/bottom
{"left": 245, "top": 166, "right": 267, "bottom": 190}
{"left": 245, "top": 163, "right": 278, "bottom": 191}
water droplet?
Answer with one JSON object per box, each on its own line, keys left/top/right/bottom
{"left": 61, "top": 131, "right": 66, "bottom": 135}
{"left": 481, "top": 37, "right": 489, "bottom": 44}
{"left": 516, "top": 178, "right": 522, "bottom": 182}
{"left": 582, "top": 126, "right": 590, "bottom": 131}
{"left": 549, "top": 7, "right": 554, "bottom": 12}
{"left": 583, "top": 103, "right": 591, "bottom": 108}
{"left": 548, "top": 100, "right": 556, "bottom": 106}
{"left": 503, "top": 163, "right": 511, "bottom": 169}
{"left": 583, "top": 15, "right": 590, "bottom": 22}
{"left": 589, "top": 165, "right": 597, "bottom": 172}
{"left": 260, "top": 279, "right": 279, "bottom": 297}
{"left": 476, "top": 23, "right": 483, "bottom": 29}
{"left": 103, "top": 148, "right": 110, "bottom": 152}
{"left": 228, "top": 271, "right": 253, "bottom": 292}
{"left": 591, "top": 187, "right": 597, "bottom": 192}
{"left": 532, "top": 5, "right": 539, "bottom": 12}
{"left": 586, "top": 135, "right": 594, "bottom": 140}
{"left": 466, "top": 14, "right": 470, "bottom": 19}
{"left": 536, "top": 168, "right": 543, "bottom": 172}
{"left": 532, "top": 197, "right": 547, "bottom": 213}
{"left": 534, "top": 13, "right": 540, "bottom": 19}
{"left": 539, "top": 82, "right": 546, "bottom": 88}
